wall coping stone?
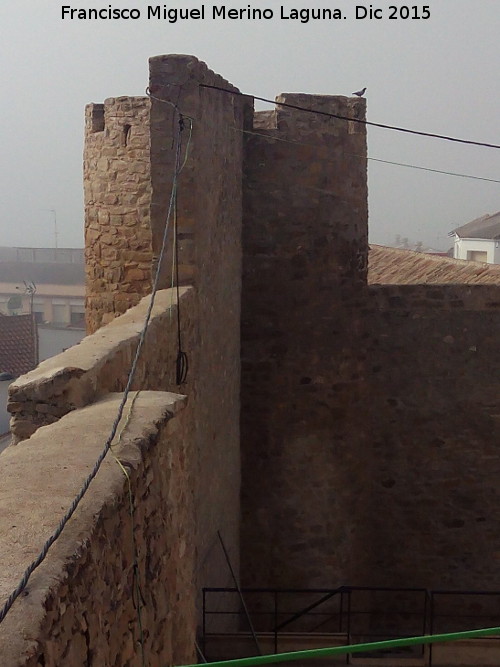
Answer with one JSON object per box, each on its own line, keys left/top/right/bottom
{"left": 0, "top": 390, "right": 187, "bottom": 665}
{"left": 10, "top": 286, "right": 191, "bottom": 392}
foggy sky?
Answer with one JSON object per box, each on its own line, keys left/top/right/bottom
{"left": 1, "top": 0, "right": 499, "bottom": 250}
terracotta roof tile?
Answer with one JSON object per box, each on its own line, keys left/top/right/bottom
{"left": 368, "top": 245, "right": 500, "bottom": 285}
{"left": 0, "top": 314, "right": 38, "bottom": 377}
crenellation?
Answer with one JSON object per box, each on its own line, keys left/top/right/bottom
{"left": 240, "top": 89, "right": 370, "bottom": 589}
{"left": 86, "top": 103, "right": 105, "bottom": 133}
{"left": 3, "top": 53, "right": 500, "bottom": 666}
{"left": 84, "top": 94, "right": 153, "bottom": 332}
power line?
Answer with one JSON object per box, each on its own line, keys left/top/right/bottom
{"left": 200, "top": 82, "right": 500, "bottom": 150}
{"left": 366, "top": 156, "right": 500, "bottom": 183}
{"left": 237, "top": 127, "right": 500, "bottom": 184}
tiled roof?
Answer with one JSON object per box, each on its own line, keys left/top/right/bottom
{"left": 0, "top": 261, "right": 84, "bottom": 286}
{"left": 368, "top": 245, "right": 500, "bottom": 285}
{"left": 452, "top": 211, "right": 500, "bottom": 240}
{"left": 0, "top": 314, "right": 38, "bottom": 377}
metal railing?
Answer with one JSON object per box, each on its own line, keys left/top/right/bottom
{"left": 202, "top": 586, "right": 500, "bottom": 665}
{"left": 429, "top": 589, "right": 500, "bottom": 665}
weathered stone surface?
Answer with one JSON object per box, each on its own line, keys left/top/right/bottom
{"left": 6, "top": 55, "right": 244, "bottom": 662}
{"left": 8, "top": 287, "right": 194, "bottom": 442}
{"left": 240, "top": 94, "right": 370, "bottom": 589}
{"left": 370, "top": 283, "right": 500, "bottom": 311}
{"left": 358, "top": 306, "right": 500, "bottom": 590}
{"left": 239, "top": 90, "right": 500, "bottom": 597}
{"left": 0, "top": 392, "right": 195, "bottom": 667}
{"left": 6, "top": 51, "right": 500, "bottom": 667}
{"left": 148, "top": 53, "right": 245, "bottom": 612}
{"left": 84, "top": 96, "right": 153, "bottom": 332}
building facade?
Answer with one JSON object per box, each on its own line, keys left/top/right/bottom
{"left": 452, "top": 212, "right": 500, "bottom": 264}
{"left": 0, "top": 247, "right": 85, "bottom": 326}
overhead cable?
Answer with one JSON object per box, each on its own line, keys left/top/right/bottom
{"left": 237, "top": 127, "right": 500, "bottom": 184}
{"left": 200, "top": 82, "right": 500, "bottom": 150}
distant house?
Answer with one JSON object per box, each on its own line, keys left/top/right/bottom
{"left": 0, "top": 306, "right": 86, "bottom": 440}
{"left": 0, "top": 247, "right": 85, "bottom": 326}
{"left": 0, "top": 313, "right": 38, "bottom": 378}
{"left": 0, "top": 313, "right": 38, "bottom": 438}
{"left": 451, "top": 212, "right": 500, "bottom": 264}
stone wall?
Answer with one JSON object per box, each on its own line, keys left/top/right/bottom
{"left": 241, "top": 255, "right": 500, "bottom": 593}
{"left": 363, "top": 283, "right": 500, "bottom": 590}
{"left": 239, "top": 90, "right": 500, "bottom": 595}
{"left": 8, "top": 287, "right": 195, "bottom": 443}
{"left": 370, "top": 283, "right": 500, "bottom": 310}
{"left": 0, "top": 392, "right": 196, "bottom": 666}
{"left": 147, "top": 55, "right": 249, "bottom": 599}
{"left": 9, "top": 56, "right": 246, "bottom": 643}
{"left": 84, "top": 55, "right": 247, "bottom": 600}
{"left": 361, "top": 303, "right": 500, "bottom": 590}
{"left": 6, "top": 52, "right": 500, "bottom": 664}
{"left": 84, "top": 55, "right": 250, "bottom": 331}
{"left": 7, "top": 280, "right": 239, "bottom": 617}
{"left": 240, "top": 94, "right": 370, "bottom": 589}
{"left": 84, "top": 97, "right": 153, "bottom": 332}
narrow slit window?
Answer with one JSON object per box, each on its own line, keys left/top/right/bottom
{"left": 123, "top": 124, "right": 132, "bottom": 147}
{"left": 89, "top": 105, "right": 105, "bottom": 133}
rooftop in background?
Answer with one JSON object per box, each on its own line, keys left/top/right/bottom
{"left": 0, "top": 247, "right": 83, "bottom": 264}
{"left": 0, "top": 314, "right": 37, "bottom": 377}
{"left": 369, "top": 245, "right": 500, "bottom": 285}
{"left": 0, "top": 247, "right": 84, "bottom": 286}
{"left": 0, "top": 261, "right": 84, "bottom": 286}
{"left": 451, "top": 212, "right": 500, "bottom": 240}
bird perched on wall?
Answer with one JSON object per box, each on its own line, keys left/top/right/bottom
{"left": 352, "top": 87, "right": 367, "bottom": 97}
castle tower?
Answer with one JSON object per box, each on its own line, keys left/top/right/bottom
{"left": 84, "top": 96, "right": 153, "bottom": 332}
{"left": 240, "top": 94, "right": 370, "bottom": 588}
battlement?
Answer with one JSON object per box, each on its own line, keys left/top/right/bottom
{"left": 2, "top": 54, "right": 500, "bottom": 665}
{"left": 84, "top": 55, "right": 368, "bottom": 332}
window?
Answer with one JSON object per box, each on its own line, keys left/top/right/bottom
{"left": 122, "top": 124, "right": 132, "bottom": 147}
{"left": 52, "top": 304, "right": 67, "bottom": 324}
{"left": 466, "top": 250, "right": 488, "bottom": 263}
{"left": 70, "top": 307, "right": 85, "bottom": 328}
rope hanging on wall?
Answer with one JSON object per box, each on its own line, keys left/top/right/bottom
{"left": 172, "top": 114, "right": 189, "bottom": 386}
{"left": 0, "top": 111, "right": 189, "bottom": 630}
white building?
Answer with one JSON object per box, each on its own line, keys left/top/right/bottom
{"left": 0, "top": 247, "right": 85, "bottom": 325}
{"left": 452, "top": 212, "right": 500, "bottom": 264}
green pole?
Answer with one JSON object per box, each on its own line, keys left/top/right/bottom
{"left": 181, "top": 625, "right": 500, "bottom": 667}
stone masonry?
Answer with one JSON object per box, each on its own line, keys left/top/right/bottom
{"left": 2, "top": 54, "right": 500, "bottom": 665}
{"left": 7, "top": 287, "right": 194, "bottom": 443}
{"left": 241, "top": 93, "right": 371, "bottom": 588}
{"left": 2, "top": 55, "right": 247, "bottom": 664}
{"left": 239, "top": 90, "right": 500, "bottom": 592}
{"left": 0, "top": 392, "right": 196, "bottom": 666}
{"left": 85, "top": 96, "right": 153, "bottom": 330}
{"left": 84, "top": 55, "right": 247, "bottom": 604}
